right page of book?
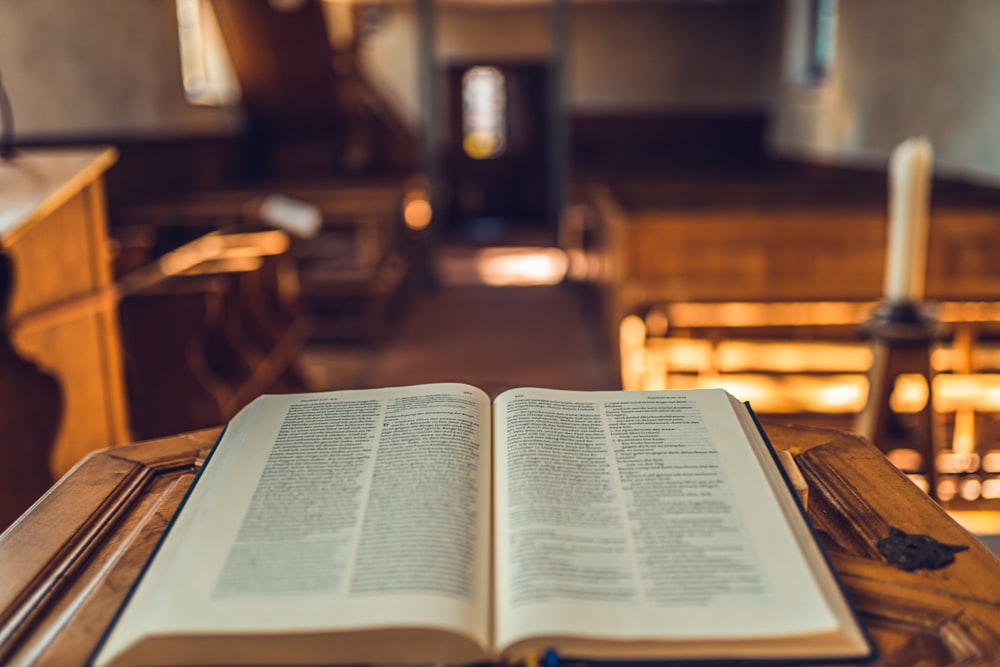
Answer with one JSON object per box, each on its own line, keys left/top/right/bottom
{"left": 492, "top": 387, "right": 869, "bottom": 662}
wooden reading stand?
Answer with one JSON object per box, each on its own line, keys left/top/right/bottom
{"left": 1, "top": 147, "right": 131, "bottom": 529}
{"left": 1, "top": 424, "right": 999, "bottom": 666}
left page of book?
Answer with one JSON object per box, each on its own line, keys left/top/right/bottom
{"left": 94, "top": 383, "right": 493, "bottom": 667}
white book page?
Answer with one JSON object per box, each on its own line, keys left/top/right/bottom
{"left": 96, "top": 383, "right": 492, "bottom": 665}
{"left": 492, "top": 387, "right": 839, "bottom": 652}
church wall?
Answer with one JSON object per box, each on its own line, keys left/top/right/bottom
{"left": 769, "top": 0, "right": 1000, "bottom": 185}
{"left": 1, "top": 0, "right": 770, "bottom": 141}
{"left": 0, "top": 0, "right": 244, "bottom": 140}
{"left": 568, "top": 2, "right": 772, "bottom": 113}
{"left": 362, "top": 0, "right": 773, "bottom": 122}
{"left": 5, "top": 0, "right": 997, "bottom": 187}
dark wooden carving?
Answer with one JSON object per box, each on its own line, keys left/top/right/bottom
{"left": 784, "top": 423, "right": 1000, "bottom": 666}
{"left": 876, "top": 526, "right": 969, "bottom": 571}
{"left": 0, "top": 428, "right": 220, "bottom": 666}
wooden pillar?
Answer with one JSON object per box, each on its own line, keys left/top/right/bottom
{"left": 417, "top": 0, "right": 437, "bottom": 189}
{"left": 414, "top": 0, "right": 439, "bottom": 286}
{"left": 547, "top": 0, "right": 570, "bottom": 244}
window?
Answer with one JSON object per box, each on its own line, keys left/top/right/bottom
{"left": 783, "top": 0, "right": 839, "bottom": 86}
{"left": 176, "top": 0, "right": 240, "bottom": 105}
{"left": 462, "top": 66, "right": 507, "bottom": 160}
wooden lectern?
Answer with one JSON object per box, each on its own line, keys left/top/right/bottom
{"left": 1, "top": 424, "right": 999, "bottom": 666}
{"left": 0, "top": 148, "right": 131, "bottom": 529}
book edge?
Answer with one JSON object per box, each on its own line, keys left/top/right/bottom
{"left": 743, "top": 402, "right": 879, "bottom": 665}
{"left": 88, "top": 425, "right": 230, "bottom": 667}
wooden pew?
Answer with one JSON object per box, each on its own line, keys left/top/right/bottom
{"left": 119, "top": 180, "right": 409, "bottom": 341}
{"left": 568, "top": 174, "right": 1000, "bottom": 363}
{"left": 117, "top": 230, "right": 309, "bottom": 440}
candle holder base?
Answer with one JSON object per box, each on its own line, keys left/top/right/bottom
{"left": 855, "top": 300, "right": 947, "bottom": 497}
{"left": 859, "top": 300, "right": 948, "bottom": 341}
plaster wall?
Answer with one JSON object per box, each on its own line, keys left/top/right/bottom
{"left": 2, "top": 0, "right": 770, "bottom": 141}
{"left": 0, "top": 0, "right": 243, "bottom": 140}
{"left": 363, "top": 1, "right": 773, "bottom": 122}
{"left": 6, "top": 0, "right": 998, "bottom": 187}
{"left": 770, "top": 0, "right": 1000, "bottom": 185}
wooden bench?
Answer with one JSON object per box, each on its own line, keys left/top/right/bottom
{"left": 118, "top": 179, "right": 410, "bottom": 341}
{"left": 117, "top": 230, "right": 308, "bottom": 440}
{"left": 566, "top": 173, "right": 1000, "bottom": 361}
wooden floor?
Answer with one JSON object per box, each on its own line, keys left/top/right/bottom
{"left": 292, "top": 237, "right": 1000, "bottom": 557}
{"left": 298, "top": 244, "right": 619, "bottom": 397}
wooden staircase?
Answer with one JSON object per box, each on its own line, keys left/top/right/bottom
{"left": 210, "top": 0, "right": 416, "bottom": 178}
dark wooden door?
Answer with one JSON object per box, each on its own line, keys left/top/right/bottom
{"left": 442, "top": 61, "right": 549, "bottom": 242}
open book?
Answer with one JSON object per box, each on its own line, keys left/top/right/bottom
{"left": 93, "top": 384, "right": 873, "bottom": 666}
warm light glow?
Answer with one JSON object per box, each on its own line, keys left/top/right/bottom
{"left": 889, "top": 449, "right": 923, "bottom": 472}
{"left": 933, "top": 375, "right": 1000, "bottom": 412}
{"left": 645, "top": 339, "right": 714, "bottom": 374}
{"left": 907, "top": 474, "right": 930, "bottom": 494}
{"left": 181, "top": 256, "right": 264, "bottom": 275}
{"left": 660, "top": 300, "right": 1000, "bottom": 330}
{"left": 716, "top": 341, "right": 871, "bottom": 373}
{"left": 890, "top": 374, "right": 928, "bottom": 413}
{"left": 644, "top": 307, "right": 669, "bottom": 337}
{"left": 643, "top": 356, "right": 669, "bottom": 391}
{"left": 701, "top": 375, "right": 771, "bottom": 406}
{"left": 464, "top": 131, "right": 501, "bottom": 160}
{"left": 982, "top": 478, "right": 1000, "bottom": 500}
{"left": 175, "top": 0, "right": 240, "bottom": 105}
{"left": 949, "top": 510, "right": 1000, "bottom": 534}
{"left": 937, "top": 477, "right": 958, "bottom": 502}
{"left": 626, "top": 350, "right": 647, "bottom": 377}
{"left": 158, "top": 231, "right": 288, "bottom": 276}
{"left": 620, "top": 315, "right": 646, "bottom": 347}
{"left": 473, "top": 247, "right": 568, "bottom": 286}
{"left": 628, "top": 332, "right": 1000, "bottom": 418}
{"left": 320, "top": 0, "right": 355, "bottom": 51}
{"left": 816, "top": 383, "right": 867, "bottom": 411}
{"left": 258, "top": 194, "right": 322, "bottom": 238}
{"left": 619, "top": 314, "right": 647, "bottom": 391}
{"left": 620, "top": 301, "right": 1000, "bottom": 489}
{"left": 959, "top": 477, "right": 982, "bottom": 502}
{"left": 402, "top": 176, "right": 433, "bottom": 231}
{"left": 937, "top": 452, "right": 980, "bottom": 475}
{"left": 665, "top": 301, "right": 876, "bottom": 328}
{"left": 689, "top": 374, "right": 867, "bottom": 413}
{"left": 951, "top": 408, "right": 977, "bottom": 455}
{"left": 404, "top": 198, "right": 433, "bottom": 231}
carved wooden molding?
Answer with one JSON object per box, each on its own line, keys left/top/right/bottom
{"left": 0, "top": 428, "right": 220, "bottom": 665}
{"left": 2, "top": 425, "right": 999, "bottom": 666}
{"left": 790, "top": 427, "right": 1000, "bottom": 665}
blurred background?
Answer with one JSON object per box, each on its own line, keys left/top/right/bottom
{"left": 2, "top": 0, "right": 1000, "bottom": 542}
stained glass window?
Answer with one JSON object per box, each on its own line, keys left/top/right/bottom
{"left": 462, "top": 66, "right": 507, "bottom": 160}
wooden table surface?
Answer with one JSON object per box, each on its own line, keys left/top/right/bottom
{"left": 1, "top": 424, "right": 999, "bottom": 666}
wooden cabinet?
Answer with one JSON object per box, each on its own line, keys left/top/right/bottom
{"left": 0, "top": 148, "right": 130, "bottom": 528}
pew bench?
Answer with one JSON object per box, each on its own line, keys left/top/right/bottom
{"left": 117, "top": 179, "right": 410, "bottom": 341}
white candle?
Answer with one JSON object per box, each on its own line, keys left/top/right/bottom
{"left": 884, "top": 137, "right": 934, "bottom": 303}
